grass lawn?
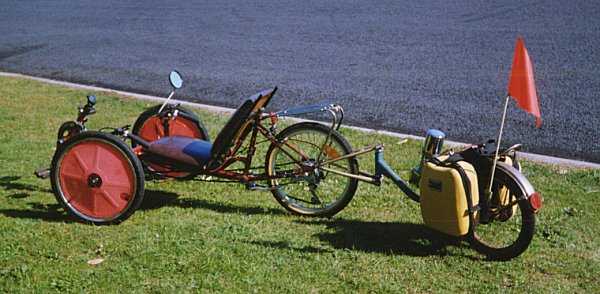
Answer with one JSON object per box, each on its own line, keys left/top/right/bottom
{"left": 0, "top": 76, "right": 599, "bottom": 293}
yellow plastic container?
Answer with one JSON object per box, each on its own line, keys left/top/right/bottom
{"left": 419, "top": 158, "right": 479, "bottom": 237}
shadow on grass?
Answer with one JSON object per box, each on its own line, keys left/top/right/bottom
{"left": 0, "top": 188, "right": 286, "bottom": 223}
{"left": 247, "top": 240, "right": 333, "bottom": 253}
{"left": 294, "top": 219, "right": 470, "bottom": 257}
{"left": 0, "top": 176, "right": 52, "bottom": 197}
{"left": 0, "top": 175, "right": 70, "bottom": 222}
{"left": 0, "top": 202, "right": 68, "bottom": 223}
{"left": 140, "top": 189, "right": 287, "bottom": 216}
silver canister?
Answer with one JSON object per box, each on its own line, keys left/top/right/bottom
{"left": 410, "top": 129, "right": 446, "bottom": 185}
{"left": 422, "top": 129, "right": 445, "bottom": 159}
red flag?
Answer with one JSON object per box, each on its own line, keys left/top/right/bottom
{"left": 508, "top": 37, "right": 542, "bottom": 127}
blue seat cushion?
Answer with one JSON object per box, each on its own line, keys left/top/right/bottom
{"left": 147, "top": 136, "right": 212, "bottom": 167}
{"left": 182, "top": 139, "right": 212, "bottom": 164}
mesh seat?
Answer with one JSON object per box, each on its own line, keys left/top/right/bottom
{"left": 210, "top": 88, "right": 277, "bottom": 163}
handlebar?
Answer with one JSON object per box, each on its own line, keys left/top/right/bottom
{"left": 77, "top": 95, "right": 97, "bottom": 123}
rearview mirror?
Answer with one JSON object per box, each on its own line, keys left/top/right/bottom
{"left": 87, "top": 95, "right": 96, "bottom": 106}
{"left": 169, "top": 70, "right": 183, "bottom": 89}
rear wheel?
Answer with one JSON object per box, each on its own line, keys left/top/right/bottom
{"left": 265, "top": 122, "right": 358, "bottom": 217}
{"left": 50, "top": 131, "right": 145, "bottom": 224}
{"left": 469, "top": 168, "right": 536, "bottom": 260}
{"left": 132, "top": 104, "right": 209, "bottom": 178}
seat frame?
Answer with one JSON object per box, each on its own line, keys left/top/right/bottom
{"left": 209, "top": 87, "right": 277, "bottom": 165}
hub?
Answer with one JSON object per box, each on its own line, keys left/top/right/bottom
{"left": 87, "top": 173, "right": 103, "bottom": 188}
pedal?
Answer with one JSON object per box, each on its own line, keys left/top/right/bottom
{"left": 34, "top": 168, "right": 50, "bottom": 179}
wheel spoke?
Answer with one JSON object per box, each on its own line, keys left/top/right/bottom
{"left": 68, "top": 185, "right": 95, "bottom": 212}
{"left": 62, "top": 177, "right": 90, "bottom": 203}
{"left": 171, "top": 118, "right": 194, "bottom": 137}
{"left": 171, "top": 120, "right": 182, "bottom": 136}
{"left": 93, "top": 144, "right": 134, "bottom": 188}
{"left": 98, "top": 188, "right": 122, "bottom": 209}
{"left": 280, "top": 140, "right": 309, "bottom": 162}
{"left": 102, "top": 181, "right": 133, "bottom": 191}
{"left": 327, "top": 162, "right": 350, "bottom": 172}
{"left": 92, "top": 144, "right": 102, "bottom": 172}
{"left": 72, "top": 150, "right": 90, "bottom": 173}
{"left": 283, "top": 192, "right": 317, "bottom": 205}
{"left": 61, "top": 171, "right": 86, "bottom": 182}
{"left": 154, "top": 119, "right": 165, "bottom": 138}
{"left": 309, "top": 187, "right": 323, "bottom": 205}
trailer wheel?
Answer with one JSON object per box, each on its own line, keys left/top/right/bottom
{"left": 469, "top": 167, "right": 536, "bottom": 260}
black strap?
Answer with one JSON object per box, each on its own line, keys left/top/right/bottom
{"left": 448, "top": 162, "right": 478, "bottom": 236}
{"left": 428, "top": 152, "right": 464, "bottom": 167}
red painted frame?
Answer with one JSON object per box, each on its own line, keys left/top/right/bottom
{"left": 134, "top": 111, "right": 314, "bottom": 184}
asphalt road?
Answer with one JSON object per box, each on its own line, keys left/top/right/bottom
{"left": 1, "top": 1, "right": 599, "bottom": 163}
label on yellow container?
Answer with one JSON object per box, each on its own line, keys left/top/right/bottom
{"left": 419, "top": 158, "right": 479, "bottom": 237}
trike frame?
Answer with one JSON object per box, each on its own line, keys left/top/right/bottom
{"left": 127, "top": 102, "right": 349, "bottom": 187}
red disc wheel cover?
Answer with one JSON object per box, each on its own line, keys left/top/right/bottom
{"left": 58, "top": 139, "right": 136, "bottom": 220}
{"left": 138, "top": 116, "right": 202, "bottom": 141}
{"left": 138, "top": 116, "right": 203, "bottom": 177}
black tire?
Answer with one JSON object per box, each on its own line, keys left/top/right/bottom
{"left": 469, "top": 168, "right": 536, "bottom": 260}
{"left": 50, "top": 131, "right": 145, "bottom": 225}
{"left": 265, "top": 122, "right": 359, "bottom": 217}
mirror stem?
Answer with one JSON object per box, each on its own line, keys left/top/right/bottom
{"left": 158, "top": 91, "right": 176, "bottom": 113}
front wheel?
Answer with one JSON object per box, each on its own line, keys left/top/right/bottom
{"left": 265, "top": 122, "right": 358, "bottom": 217}
{"left": 469, "top": 168, "right": 536, "bottom": 260}
{"left": 50, "top": 131, "right": 145, "bottom": 224}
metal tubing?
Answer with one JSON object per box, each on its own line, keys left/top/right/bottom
{"left": 375, "top": 147, "right": 420, "bottom": 202}
{"left": 274, "top": 102, "right": 334, "bottom": 117}
{"left": 488, "top": 96, "right": 511, "bottom": 194}
{"left": 320, "top": 144, "right": 379, "bottom": 166}
{"left": 320, "top": 166, "right": 381, "bottom": 184}
{"left": 317, "top": 108, "right": 338, "bottom": 162}
{"left": 158, "top": 91, "right": 175, "bottom": 113}
{"left": 126, "top": 133, "right": 151, "bottom": 149}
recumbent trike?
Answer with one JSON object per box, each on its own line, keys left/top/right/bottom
{"left": 36, "top": 71, "right": 542, "bottom": 260}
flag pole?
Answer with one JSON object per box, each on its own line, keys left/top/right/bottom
{"left": 487, "top": 95, "right": 511, "bottom": 195}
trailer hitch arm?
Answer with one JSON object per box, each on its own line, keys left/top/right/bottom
{"left": 374, "top": 146, "right": 420, "bottom": 203}
{"left": 315, "top": 144, "right": 420, "bottom": 203}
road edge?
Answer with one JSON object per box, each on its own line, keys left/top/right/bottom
{"left": 2, "top": 71, "right": 598, "bottom": 169}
